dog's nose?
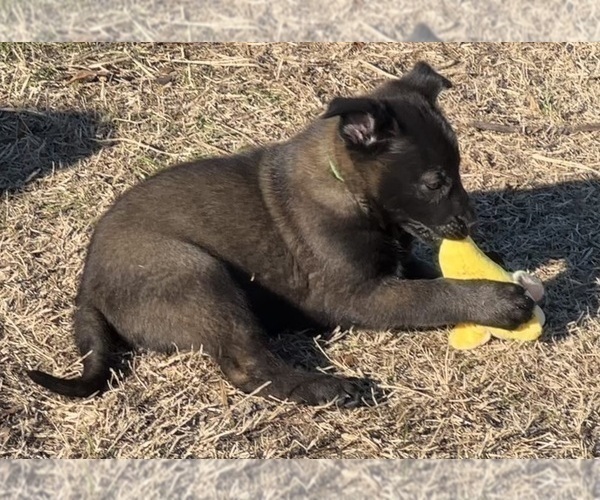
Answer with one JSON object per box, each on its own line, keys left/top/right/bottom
{"left": 452, "top": 185, "right": 476, "bottom": 228}
{"left": 458, "top": 204, "right": 476, "bottom": 228}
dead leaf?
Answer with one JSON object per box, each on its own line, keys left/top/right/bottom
{"left": 66, "top": 69, "right": 111, "bottom": 85}
{"left": 66, "top": 70, "right": 98, "bottom": 84}
{"left": 528, "top": 94, "right": 541, "bottom": 114}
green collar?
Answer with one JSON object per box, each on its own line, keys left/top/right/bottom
{"left": 328, "top": 157, "right": 345, "bottom": 182}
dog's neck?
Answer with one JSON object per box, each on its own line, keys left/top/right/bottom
{"left": 323, "top": 123, "right": 415, "bottom": 240}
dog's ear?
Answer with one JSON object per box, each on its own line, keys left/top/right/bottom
{"left": 322, "top": 97, "right": 393, "bottom": 149}
{"left": 398, "top": 61, "right": 452, "bottom": 104}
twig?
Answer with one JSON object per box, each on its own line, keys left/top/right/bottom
{"left": 565, "top": 123, "right": 600, "bottom": 133}
{"left": 87, "top": 56, "right": 130, "bottom": 69}
{"left": 94, "top": 137, "right": 180, "bottom": 157}
{"left": 471, "top": 121, "right": 523, "bottom": 134}
{"left": 220, "top": 123, "right": 257, "bottom": 145}
{"left": 167, "top": 58, "right": 259, "bottom": 68}
{"left": 530, "top": 153, "right": 599, "bottom": 174}
{"left": 128, "top": 56, "right": 155, "bottom": 78}
{"left": 96, "top": 137, "right": 230, "bottom": 157}
{"left": 471, "top": 120, "right": 600, "bottom": 135}
{"left": 359, "top": 60, "right": 398, "bottom": 79}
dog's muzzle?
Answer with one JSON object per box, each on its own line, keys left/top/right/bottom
{"left": 403, "top": 215, "right": 473, "bottom": 243}
{"left": 436, "top": 215, "right": 473, "bottom": 240}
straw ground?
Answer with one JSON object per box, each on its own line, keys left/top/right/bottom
{"left": 1, "top": 42, "right": 599, "bottom": 458}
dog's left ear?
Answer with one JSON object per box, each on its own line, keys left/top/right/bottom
{"left": 398, "top": 61, "right": 452, "bottom": 104}
{"left": 322, "top": 97, "right": 394, "bottom": 149}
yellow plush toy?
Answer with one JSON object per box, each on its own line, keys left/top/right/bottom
{"left": 438, "top": 237, "right": 545, "bottom": 350}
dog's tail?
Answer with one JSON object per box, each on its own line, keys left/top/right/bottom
{"left": 28, "top": 305, "right": 113, "bottom": 398}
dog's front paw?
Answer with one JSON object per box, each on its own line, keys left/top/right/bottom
{"left": 476, "top": 281, "right": 536, "bottom": 330}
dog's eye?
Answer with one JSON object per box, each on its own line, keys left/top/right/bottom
{"left": 422, "top": 174, "right": 443, "bottom": 190}
{"left": 425, "top": 179, "right": 442, "bottom": 190}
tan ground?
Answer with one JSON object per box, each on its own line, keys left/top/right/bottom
{"left": 1, "top": 42, "right": 599, "bottom": 459}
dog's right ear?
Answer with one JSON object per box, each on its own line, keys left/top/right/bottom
{"left": 398, "top": 62, "right": 452, "bottom": 104}
{"left": 322, "top": 97, "right": 393, "bottom": 150}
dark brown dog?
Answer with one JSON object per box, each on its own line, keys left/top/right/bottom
{"left": 28, "top": 62, "right": 535, "bottom": 407}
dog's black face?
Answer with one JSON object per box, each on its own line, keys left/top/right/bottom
{"left": 323, "top": 62, "right": 475, "bottom": 242}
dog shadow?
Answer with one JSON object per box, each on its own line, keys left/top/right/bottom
{"left": 0, "top": 107, "right": 113, "bottom": 195}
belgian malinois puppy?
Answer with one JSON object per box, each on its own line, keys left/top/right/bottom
{"left": 28, "top": 62, "right": 535, "bottom": 407}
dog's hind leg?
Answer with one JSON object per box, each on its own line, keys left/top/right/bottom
{"left": 179, "top": 257, "right": 371, "bottom": 407}
{"left": 29, "top": 240, "right": 370, "bottom": 407}
{"left": 103, "top": 247, "right": 371, "bottom": 408}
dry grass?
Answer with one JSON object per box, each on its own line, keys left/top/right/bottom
{"left": 1, "top": 42, "right": 599, "bottom": 459}
{"left": 1, "top": 0, "right": 600, "bottom": 42}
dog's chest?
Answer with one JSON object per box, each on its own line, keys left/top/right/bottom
{"left": 229, "top": 233, "right": 310, "bottom": 299}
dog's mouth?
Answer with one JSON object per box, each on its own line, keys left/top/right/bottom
{"left": 401, "top": 220, "right": 440, "bottom": 244}
{"left": 401, "top": 219, "right": 470, "bottom": 244}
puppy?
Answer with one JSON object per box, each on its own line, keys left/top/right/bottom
{"left": 28, "top": 62, "right": 535, "bottom": 407}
